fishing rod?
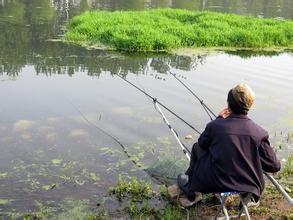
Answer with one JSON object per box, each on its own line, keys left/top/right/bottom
{"left": 168, "top": 70, "right": 293, "bottom": 205}
{"left": 167, "top": 69, "right": 217, "bottom": 121}
{"left": 264, "top": 172, "right": 293, "bottom": 205}
{"left": 116, "top": 74, "right": 201, "bottom": 135}
{"left": 117, "top": 74, "right": 192, "bottom": 156}
{"left": 153, "top": 99, "right": 191, "bottom": 160}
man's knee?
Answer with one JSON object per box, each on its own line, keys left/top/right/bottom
{"left": 192, "top": 142, "right": 206, "bottom": 160}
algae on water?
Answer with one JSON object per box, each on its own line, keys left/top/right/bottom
{"left": 0, "top": 199, "right": 11, "bottom": 205}
{"left": 66, "top": 9, "right": 293, "bottom": 52}
{"left": 51, "top": 158, "right": 63, "bottom": 165}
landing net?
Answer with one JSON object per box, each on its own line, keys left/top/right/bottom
{"left": 145, "top": 155, "right": 189, "bottom": 186}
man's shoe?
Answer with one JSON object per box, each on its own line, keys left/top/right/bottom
{"left": 177, "top": 174, "right": 189, "bottom": 189}
{"left": 167, "top": 184, "right": 182, "bottom": 200}
{"left": 179, "top": 196, "right": 196, "bottom": 207}
{"left": 194, "top": 192, "right": 203, "bottom": 204}
{"left": 179, "top": 192, "right": 203, "bottom": 208}
{"left": 247, "top": 200, "right": 260, "bottom": 208}
{"left": 241, "top": 192, "right": 260, "bottom": 208}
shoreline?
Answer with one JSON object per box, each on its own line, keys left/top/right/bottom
{"left": 9, "top": 156, "right": 292, "bottom": 219}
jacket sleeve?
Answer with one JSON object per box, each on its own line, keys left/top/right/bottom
{"left": 198, "top": 123, "right": 212, "bottom": 150}
{"left": 259, "top": 133, "right": 281, "bottom": 173}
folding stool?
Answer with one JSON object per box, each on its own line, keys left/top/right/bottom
{"left": 215, "top": 192, "right": 252, "bottom": 220}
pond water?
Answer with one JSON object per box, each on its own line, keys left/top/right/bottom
{"left": 0, "top": 0, "right": 293, "bottom": 217}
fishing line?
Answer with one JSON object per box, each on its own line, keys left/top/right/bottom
{"left": 69, "top": 101, "right": 142, "bottom": 168}
{"left": 132, "top": 73, "right": 192, "bottom": 156}
{"left": 116, "top": 74, "right": 201, "bottom": 135}
{"left": 166, "top": 68, "right": 217, "bottom": 121}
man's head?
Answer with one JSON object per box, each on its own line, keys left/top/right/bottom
{"left": 227, "top": 83, "right": 255, "bottom": 115}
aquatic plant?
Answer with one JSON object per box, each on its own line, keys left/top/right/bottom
{"left": 22, "top": 201, "right": 56, "bottom": 219}
{"left": 110, "top": 176, "right": 153, "bottom": 201}
{"left": 109, "top": 176, "right": 187, "bottom": 218}
{"left": 66, "top": 9, "right": 293, "bottom": 52}
{"left": 0, "top": 199, "right": 11, "bottom": 205}
{"left": 279, "top": 155, "right": 293, "bottom": 179}
{"left": 53, "top": 200, "right": 106, "bottom": 220}
{"left": 20, "top": 199, "right": 107, "bottom": 220}
{"left": 126, "top": 201, "right": 155, "bottom": 218}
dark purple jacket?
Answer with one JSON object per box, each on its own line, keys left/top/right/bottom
{"left": 191, "top": 114, "right": 281, "bottom": 200}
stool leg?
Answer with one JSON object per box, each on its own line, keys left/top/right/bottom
{"left": 237, "top": 205, "right": 244, "bottom": 218}
{"left": 215, "top": 194, "right": 224, "bottom": 219}
{"left": 222, "top": 196, "right": 230, "bottom": 220}
{"left": 239, "top": 196, "right": 251, "bottom": 220}
{"left": 215, "top": 195, "right": 230, "bottom": 220}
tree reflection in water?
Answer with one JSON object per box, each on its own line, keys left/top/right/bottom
{"left": 0, "top": 0, "right": 292, "bottom": 76}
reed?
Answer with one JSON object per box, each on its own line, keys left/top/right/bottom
{"left": 66, "top": 9, "right": 293, "bottom": 52}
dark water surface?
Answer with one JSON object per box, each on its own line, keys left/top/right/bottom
{"left": 0, "top": 0, "right": 293, "bottom": 216}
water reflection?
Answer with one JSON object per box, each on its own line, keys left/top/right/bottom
{"left": 1, "top": 0, "right": 292, "bottom": 77}
{"left": 1, "top": 39, "right": 209, "bottom": 76}
{"left": 55, "top": 0, "right": 293, "bottom": 18}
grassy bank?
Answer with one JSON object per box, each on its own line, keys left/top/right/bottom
{"left": 105, "top": 174, "right": 293, "bottom": 219}
{"left": 66, "top": 9, "right": 293, "bottom": 52}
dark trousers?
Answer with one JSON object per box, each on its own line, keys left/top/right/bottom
{"left": 182, "top": 143, "right": 207, "bottom": 200}
{"left": 186, "top": 143, "right": 206, "bottom": 177}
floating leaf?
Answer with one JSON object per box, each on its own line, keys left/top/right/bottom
{"left": 185, "top": 135, "right": 193, "bottom": 140}
{"left": 42, "top": 184, "right": 56, "bottom": 191}
{"left": 42, "top": 185, "right": 51, "bottom": 190}
{"left": 75, "top": 180, "right": 85, "bottom": 186}
{"left": 285, "top": 187, "right": 291, "bottom": 193}
{"left": 0, "top": 199, "right": 11, "bottom": 205}
{"left": 51, "top": 159, "right": 62, "bottom": 165}
{"left": 89, "top": 172, "right": 100, "bottom": 182}
{"left": 0, "top": 172, "right": 8, "bottom": 178}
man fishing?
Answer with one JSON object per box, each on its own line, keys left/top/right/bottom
{"left": 168, "top": 83, "right": 281, "bottom": 207}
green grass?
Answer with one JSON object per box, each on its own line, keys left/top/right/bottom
{"left": 66, "top": 9, "right": 293, "bottom": 52}
{"left": 109, "top": 176, "right": 186, "bottom": 219}
{"left": 110, "top": 176, "right": 154, "bottom": 201}
{"left": 279, "top": 155, "right": 293, "bottom": 179}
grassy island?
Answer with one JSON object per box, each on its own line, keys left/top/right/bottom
{"left": 66, "top": 9, "right": 293, "bottom": 52}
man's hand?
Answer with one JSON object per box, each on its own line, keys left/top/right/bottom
{"left": 218, "top": 107, "right": 231, "bottom": 118}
